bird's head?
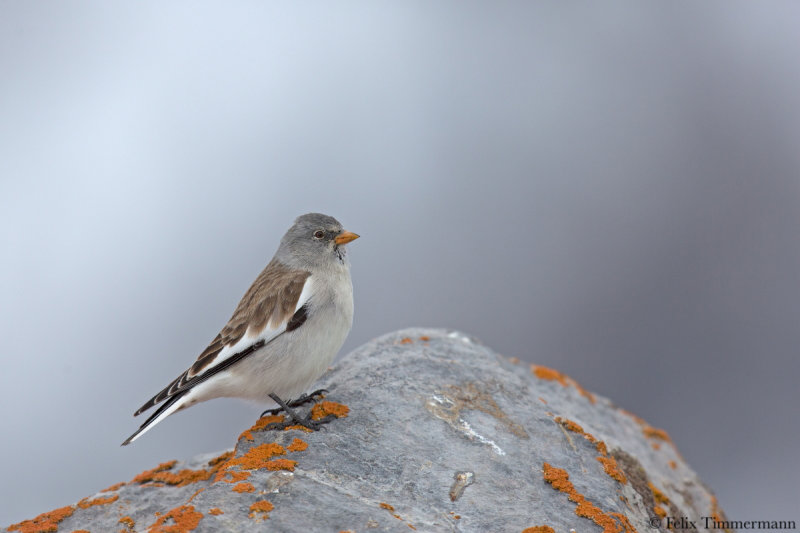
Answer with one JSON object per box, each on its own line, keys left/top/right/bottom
{"left": 277, "top": 213, "right": 359, "bottom": 269}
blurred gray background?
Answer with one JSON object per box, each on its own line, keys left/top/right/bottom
{"left": 1, "top": 1, "right": 798, "bottom": 526}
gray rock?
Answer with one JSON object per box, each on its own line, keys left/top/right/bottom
{"left": 5, "top": 328, "right": 730, "bottom": 533}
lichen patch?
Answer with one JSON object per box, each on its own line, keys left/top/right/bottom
{"left": 597, "top": 457, "right": 627, "bottom": 484}
{"left": 287, "top": 438, "right": 308, "bottom": 452}
{"left": 552, "top": 416, "right": 625, "bottom": 485}
{"left": 147, "top": 504, "right": 203, "bottom": 533}
{"left": 264, "top": 459, "right": 297, "bottom": 471}
{"left": 214, "top": 442, "right": 287, "bottom": 478}
{"left": 642, "top": 426, "right": 670, "bottom": 442}
{"left": 542, "top": 463, "right": 636, "bottom": 533}
{"left": 531, "top": 364, "right": 596, "bottom": 404}
{"left": 216, "top": 470, "right": 251, "bottom": 484}
{"left": 378, "top": 502, "right": 416, "bottom": 530}
{"left": 248, "top": 500, "right": 274, "bottom": 521}
{"left": 76, "top": 494, "right": 119, "bottom": 509}
{"left": 7, "top": 505, "right": 74, "bottom": 533}
{"left": 101, "top": 481, "right": 126, "bottom": 493}
{"left": 239, "top": 415, "right": 285, "bottom": 441}
{"left": 131, "top": 461, "right": 178, "bottom": 484}
{"left": 310, "top": 401, "right": 349, "bottom": 420}
{"left": 232, "top": 482, "right": 255, "bottom": 493}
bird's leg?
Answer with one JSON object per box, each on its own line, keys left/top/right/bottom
{"left": 262, "top": 393, "right": 336, "bottom": 431}
{"left": 260, "top": 389, "right": 328, "bottom": 417}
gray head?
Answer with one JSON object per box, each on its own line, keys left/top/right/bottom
{"left": 275, "top": 213, "right": 359, "bottom": 270}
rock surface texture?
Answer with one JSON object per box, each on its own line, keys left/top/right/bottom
{"left": 6, "top": 328, "right": 730, "bottom": 533}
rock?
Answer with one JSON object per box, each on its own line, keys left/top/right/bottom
{"left": 5, "top": 328, "right": 729, "bottom": 533}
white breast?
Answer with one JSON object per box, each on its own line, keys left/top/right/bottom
{"left": 201, "top": 267, "right": 354, "bottom": 403}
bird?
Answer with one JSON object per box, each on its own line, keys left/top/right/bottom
{"left": 122, "top": 213, "right": 359, "bottom": 446}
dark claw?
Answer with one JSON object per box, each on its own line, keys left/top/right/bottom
{"left": 260, "top": 406, "right": 282, "bottom": 418}
{"left": 304, "top": 388, "right": 329, "bottom": 401}
{"left": 260, "top": 389, "right": 328, "bottom": 418}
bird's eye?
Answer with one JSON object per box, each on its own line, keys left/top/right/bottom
{"left": 313, "top": 230, "right": 325, "bottom": 239}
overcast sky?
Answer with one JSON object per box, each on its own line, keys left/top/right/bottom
{"left": 1, "top": 1, "right": 799, "bottom": 527}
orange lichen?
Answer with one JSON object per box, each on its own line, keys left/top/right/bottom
{"left": 551, "top": 414, "right": 626, "bottom": 485}
{"left": 542, "top": 463, "right": 636, "bottom": 533}
{"left": 379, "top": 502, "right": 416, "bottom": 530}
{"left": 639, "top": 422, "right": 685, "bottom": 463}
{"left": 216, "top": 470, "right": 251, "bottom": 484}
{"left": 77, "top": 493, "right": 119, "bottom": 509}
{"left": 554, "top": 416, "right": 587, "bottom": 436}
{"left": 8, "top": 505, "right": 75, "bottom": 533}
{"left": 668, "top": 460, "right": 677, "bottom": 470}
{"left": 129, "top": 450, "right": 234, "bottom": 489}
{"left": 239, "top": 415, "right": 286, "bottom": 441}
{"left": 531, "top": 365, "right": 596, "bottom": 404}
{"left": 533, "top": 365, "right": 566, "bottom": 384}
{"left": 596, "top": 441, "right": 608, "bottom": 456}
{"left": 522, "top": 527, "right": 556, "bottom": 533}
{"left": 287, "top": 438, "right": 309, "bottom": 452}
{"left": 709, "top": 494, "right": 725, "bottom": 522}
{"left": 554, "top": 416, "right": 598, "bottom": 446}
{"left": 283, "top": 424, "right": 314, "bottom": 432}
{"left": 131, "top": 461, "right": 178, "bottom": 484}
{"left": 186, "top": 488, "right": 205, "bottom": 504}
{"left": 311, "top": 401, "right": 349, "bottom": 420}
{"left": 642, "top": 426, "right": 671, "bottom": 442}
{"left": 653, "top": 506, "right": 666, "bottom": 518}
{"left": 232, "top": 482, "right": 255, "bottom": 493}
{"left": 399, "top": 337, "right": 413, "bottom": 344}
{"left": 207, "top": 451, "right": 234, "bottom": 467}
{"left": 72, "top": 530, "right": 90, "bottom": 533}
{"left": 648, "top": 482, "right": 670, "bottom": 505}
{"left": 208, "top": 508, "right": 223, "bottom": 516}
{"left": 264, "top": 459, "right": 297, "bottom": 471}
{"left": 215, "top": 442, "right": 287, "bottom": 478}
{"left": 596, "top": 457, "right": 627, "bottom": 484}
{"left": 148, "top": 504, "right": 203, "bottom": 533}
{"left": 538, "top": 397, "right": 547, "bottom": 404}
{"left": 147, "top": 468, "right": 214, "bottom": 487}
{"left": 102, "top": 481, "right": 126, "bottom": 492}
{"left": 119, "top": 516, "right": 136, "bottom": 530}
{"left": 248, "top": 500, "right": 274, "bottom": 520}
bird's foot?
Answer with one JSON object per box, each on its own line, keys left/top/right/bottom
{"left": 260, "top": 389, "right": 328, "bottom": 418}
{"left": 258, "top": 392, "right": 334, "bottom": 432}
{"left": 264, "top": 413, "right": 336, "bottom": 432}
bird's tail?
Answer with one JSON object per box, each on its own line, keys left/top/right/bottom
{"left": 121, "top": 391, "right": 187, "bottom": 446}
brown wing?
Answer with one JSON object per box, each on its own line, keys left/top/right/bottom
{"left": 133, "top": 259, "right": 311, "bottom": 416}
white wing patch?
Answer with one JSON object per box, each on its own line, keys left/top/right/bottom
{"left": 205, "top": 276, "right": 315, "bottom": 372}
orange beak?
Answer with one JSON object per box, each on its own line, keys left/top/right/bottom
{"left": 334, "top": 230, "right": 360, "bottom": 245}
